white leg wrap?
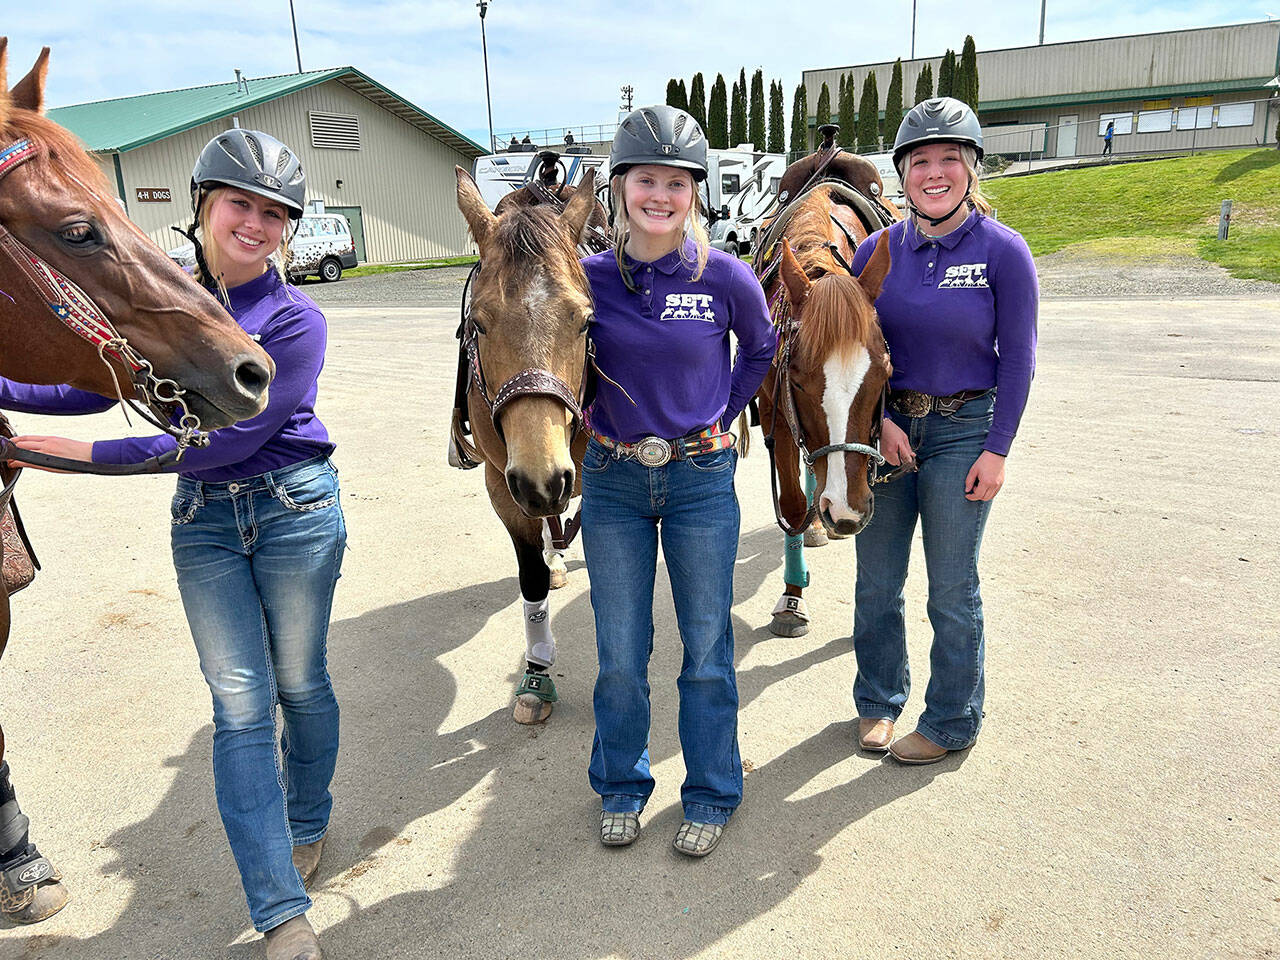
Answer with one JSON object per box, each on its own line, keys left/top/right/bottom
{"left": 523, "top": 596, "right": 556, "bottom": 668}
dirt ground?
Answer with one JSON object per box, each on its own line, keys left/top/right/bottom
{"left": 0, "top": 270, "right": 1277, "bottom": 959}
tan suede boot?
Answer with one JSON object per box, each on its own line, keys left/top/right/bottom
{"left": 265, "top": 915, "right": 321, "bottom": 960}
{"left": 292, "top": 837, "right": 324, "bottom": 889}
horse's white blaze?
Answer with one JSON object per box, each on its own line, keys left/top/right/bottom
{"left": 820, "top": 346, "right": 872, "bottom": 523}
{"left": 522, "top": 275, "right": 551, "bottom": 317}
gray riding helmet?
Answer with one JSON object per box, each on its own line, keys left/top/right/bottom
{"left": 190, "top": 128, "right": 307, "bottom": 219}
{"left": 609, "top": 105, "right": 708, "bottom": 181}
{"left": 892, "top": 97, "right": 984, "bottom": 173}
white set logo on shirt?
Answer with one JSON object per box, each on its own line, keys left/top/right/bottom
{"left": 938, "top": 263, "right": 989, "bottom": 288}
{"left": 660, "top": 293, "right": 717, "bottom": 322}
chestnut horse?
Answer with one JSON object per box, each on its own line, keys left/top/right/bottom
{"left": 0, "top": 40, "right": 273, "bottom": 923}
{"left": 753, "top": 177, "right": 897, "bottom": 637}
{"left": 453, "top": 167, "right": 601, "bottom": 724}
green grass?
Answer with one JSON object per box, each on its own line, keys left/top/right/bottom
{"left": 983, "top": 149, "right": 1280, "bottom": 284}
{"left": 343, "top": 255, "right": 477, "bottom": 278}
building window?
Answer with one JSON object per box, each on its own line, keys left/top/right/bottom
{"left": 1216, "top": 102, "right": 1255, "bottom": 128}
{"left": 1177, "top": 106, "right": 1212, "bottom": 130}
{"left": 1137, "top": 109, "right": 1173, "bottom": 133}
{"left": 309, "top": 112, "right": 361, "bottom": 150}
{"left": 1098, "top": 113, "right": 1132, "bottom": 136}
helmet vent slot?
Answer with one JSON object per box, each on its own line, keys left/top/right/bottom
{"left": 641, "top": 110, "right": 662, "bottom": 141}
{"left": 275, "top": 149, "right": 293, "bottom": 176}
{"left": 673, "top": 114, "right": 686, "bottom": 138}
{"left": 216, "top": 138, "right": 248, "bottom": 169}
{"left": 244, "top": 134, "right": 264, "bottom": 169}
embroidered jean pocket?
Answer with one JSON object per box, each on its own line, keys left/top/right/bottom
{"left": 274, "top": 473, "right": 338, "bottom": 512}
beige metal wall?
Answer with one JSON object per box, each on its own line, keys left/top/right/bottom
{"left": 107, "top": 80, "right": 474, "bottom": 262}
{"left": 804, "top": 22, "right": 1280, "bottom": 114}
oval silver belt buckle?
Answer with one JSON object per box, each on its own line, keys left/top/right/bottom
{"left": 634, "top": 436, "right": 672, "bottom": 467}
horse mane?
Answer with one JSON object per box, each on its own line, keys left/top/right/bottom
{"left": 782, "top": 187, "right": 877, "bottom": 366}
{"left": 3, "top": 107, "right": 110, "bottom": 194}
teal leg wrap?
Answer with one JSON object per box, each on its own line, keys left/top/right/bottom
{"left": 784, "top": 533, "right": 809, "bottom": 588}
{"left": 804, "top": 467, "right": 818, "bottom": 503}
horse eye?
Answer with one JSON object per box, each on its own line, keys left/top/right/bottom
{"left": 59, "top": 222, "right": 98, "bottom": 247}
{"left": 579, "top": 315, "right": 593, "bottom": 335}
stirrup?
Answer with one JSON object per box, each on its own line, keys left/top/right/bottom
{"left": 771, "top": 594, "right": 810, "bottom": 623}
{"left": 515, "top": 670, "right": 559, "bottom": 703}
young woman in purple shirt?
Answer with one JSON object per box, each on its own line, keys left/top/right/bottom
{"left": 1, "top": 130, "right": 340, "bottom": 960}
{"left": 848, "top": 98, "right": 1038, "bottom": 764}
{"left": 580, "top": 106, "right": 775, "bottom": 856}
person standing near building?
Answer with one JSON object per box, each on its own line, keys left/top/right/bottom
{"left": 580, "top": 105, "right": 775, "bottom": 856}
{"left": 848, "top": 98, "right": 1038, "bottom": 764}
{"left": 1102, "top": 120, "right": 1114, "bottom": 157}
{"left": 1, "top": 129, "right": 344, "bottom": 960}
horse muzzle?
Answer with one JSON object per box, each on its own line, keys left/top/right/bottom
{"left": 506, "top": 465, "right": 575, "bottom": 518}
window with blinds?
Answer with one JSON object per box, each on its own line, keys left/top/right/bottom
{"left": 309, "top": 112, "right": 361, "bottom": 150}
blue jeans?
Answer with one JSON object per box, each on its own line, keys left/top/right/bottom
{"left": 853, "top": 392, "right": 995, "bottom": 749}
{"left": 581, "top": 439, "right": 742, "bottom": 825}
{"left": 170, "top": 457, "right": 346, "bottom": 932}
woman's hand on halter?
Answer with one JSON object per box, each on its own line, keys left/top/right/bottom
{"left": 880, "top": 418, "right": 915, "bottom": 468}
{"left": 6, "top": 435, "right": 92, "bottom": 474}
{"left": 965, "top": 450, "right": 1005, "bottom": 501}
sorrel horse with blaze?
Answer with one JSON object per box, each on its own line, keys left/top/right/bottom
{"left": 753, "top": 181, "right": 895, "bottom": 638}
{"left": 453, "top": 167, "right": 603, "bottom": 724}
{"left": 0, "top": 39, "right": 274, "bottom": 923}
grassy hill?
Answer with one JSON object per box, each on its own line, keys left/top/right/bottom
{"left": 982, "top": 149, "right": 1280, "bottom": 284}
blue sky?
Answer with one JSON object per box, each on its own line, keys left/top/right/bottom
{"left": 4, "top": 1, "right": 1275, "bottom": 147}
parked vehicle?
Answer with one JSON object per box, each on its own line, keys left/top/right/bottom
{"left": 167, "top": 212, "right": 358, "bottom": 282}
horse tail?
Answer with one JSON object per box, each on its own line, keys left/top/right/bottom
{"left": 735, "top": 410, "right": 751, "bottom": 458}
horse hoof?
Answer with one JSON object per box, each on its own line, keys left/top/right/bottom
{"left": 825, "top": 528, "right": 851, "bottom": 540}
{"left": 549, "top": 568, "right": 568, "bottom": 590}
{"left": 803, "top": 526, "right": 829, "bottom": 547}
{"left": 769, "top": 613, "right": 810, "bottom": 638}
{"left": 1, "top": 878, "right": 69, "bottom": 924}
{"left": 513, "top": 693, "right": 553, "bottom": 725}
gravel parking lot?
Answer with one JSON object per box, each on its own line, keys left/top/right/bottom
{"left": 1, "top": 265, "right": 1276, "bottom": 959}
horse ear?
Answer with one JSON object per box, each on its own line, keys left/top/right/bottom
{"left": 856, "top": 230, "right": 891, "bottom": 303}
{"left": 455, "top": 166, "right": 497, "bottom": 248}
{"left": 780, "top": 242, "right": 811, "bottom": 308}
{"left": 10, "top": 46, "right": 50, "bottom": 114}
{"left": 561, "top": 169, "right": 596, "bottom": 243}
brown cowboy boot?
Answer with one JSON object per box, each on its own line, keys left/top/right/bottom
{"left": 292, "top": 837, "right": 324, "bottom": 889}
{"left": 264, "top": 915, "right": 321, "bottom": 960}
{"left": 857, "top": 718, "right": 894, "bottom": 752}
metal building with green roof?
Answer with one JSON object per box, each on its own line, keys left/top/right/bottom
{"left": 50, "top": 67, "right": 486, "bottom": 263}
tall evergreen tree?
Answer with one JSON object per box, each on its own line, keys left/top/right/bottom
{"left": 665, "top": 78, "right": 682, "bottom": 109}
{"left": 816, "top": 81, "right": 832, "bottom": 131}
{"left": 689, "top": 72, "right": 707, "bottom": 130}
{"left": 708, "top": 73, "right": 729, "bottom": 148}
{"left": 914, "top": 63, "right": 934, "bottom": 105}
{"left": 790, "top": 82, "right": 809, "bottom": 157}
{"left": 960, "top": 35, "right": 980, "bottom": 111}
{"left": 857, "top": 72, "right": 880, "bottom": 153}
{"left": 938, "top": 49, "right": 956, "bottom": 98}
{"left": 748, "top": 69, "right": 766, "bottom": 150}
{"left": 768, "top": 80, "right": 785, "bottom": 153}
{"left": 678, "top": 79, "right": 689, "bottom": 112}
{"left": 885, "top": 59, "right": 905, "bottom": 142}
{"left": 730, "top": 75, "right": 747, "bottom": 146}
{"left": 838, "top": 74, "right": 857, "bottom": 149}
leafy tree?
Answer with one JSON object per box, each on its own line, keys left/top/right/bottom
{"left": 838, "top": 74, "right": 857, "bottom": 149}
{"left": 885, "top": 59, "right": 904, "bottom": 142}
{"left": 960, "top": 35, "right": 979, "bottom": 111}
{"left": 708, "top": 73, "right": 729, "bottom": 148}
{"left": 790, "top": 82, "right": 809, "bottom": 157}
{"left": 730, "top": 69, "right": 748, "bottom": 146}
{"left": 665, "top": 78, "right": 682, "bottom": 109}
{"left": 914, "top": 63, "right": 934, "bottom": 104}
{"left": 816, "top": 81, "right": 832, "bottom": 131}
{"left": 749, "top": 69, "right": 766, "bottom": 150}
{"left": 857, "top": 71, "right": 880, "bottom": 153}
{"left": 689, "top": 73, "right": 707, "bottom": 130}
{"left": 768, "top": 79, "right": 785, "bottom": 153}
{"left": 938, "top": 49, "right": 956, "bottom": 98}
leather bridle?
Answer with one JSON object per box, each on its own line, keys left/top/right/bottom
{"left": 0, "top": 137, "right": 211, "bottom": 475}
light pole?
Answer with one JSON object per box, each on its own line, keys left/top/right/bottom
{"left": 911, "top": 0, "right": 917, "bottom": 60}
{"left": 477, "top": 0, "right": 496, "bottom": 153}
{"left": 288, "top": 0, "right": 302, "bottom": 72}
{"left": 1039, "top": 0, "right": 1047, "bottom": 44}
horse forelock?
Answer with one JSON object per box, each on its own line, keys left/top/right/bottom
{"left": 488, "top": 205, "right": 588, "bottom": 305}
{"left": 796, "top": 273, "right": 877, "bottom": 369}
{"left": 3, "top": 108, "right": 110, "bottom": 197}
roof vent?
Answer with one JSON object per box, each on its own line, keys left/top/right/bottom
{"left": 309, "top": 111, "right": 362, "bottom": 151}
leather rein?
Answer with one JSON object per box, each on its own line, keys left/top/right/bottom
{"left": 0, "top": 138, "right": 210, "bottom": 476}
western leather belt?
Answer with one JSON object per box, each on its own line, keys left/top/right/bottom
{"left": 587, "top": 424, "right": 734, "bottom": 468}
{"left": 889, "top": 388, "right": 990, "bottom": 418}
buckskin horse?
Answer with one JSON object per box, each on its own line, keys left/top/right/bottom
{"left": 451, "top": 166, "right": 606, "bottom": 724}
{"left": 0, "top": 39, "right": 274, "bottom": 923}
{"left": 750, "top": 128, "right": 903, "bottom": 637}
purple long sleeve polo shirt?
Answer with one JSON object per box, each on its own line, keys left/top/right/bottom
{"left": 850, "top": 212, "right": 1039, "bottom": 456}
{"left": 581, "top": 242, "right": 776, "bottom": 444}
{"left": 0, "top": 269, "right": 334, "bottom": 481}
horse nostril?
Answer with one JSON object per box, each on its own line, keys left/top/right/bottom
{"left": 233, "top": 354, "right": 272, "bottom": 398}
{"left": 557, "top": 469, "right": 574, "bottom": 502}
